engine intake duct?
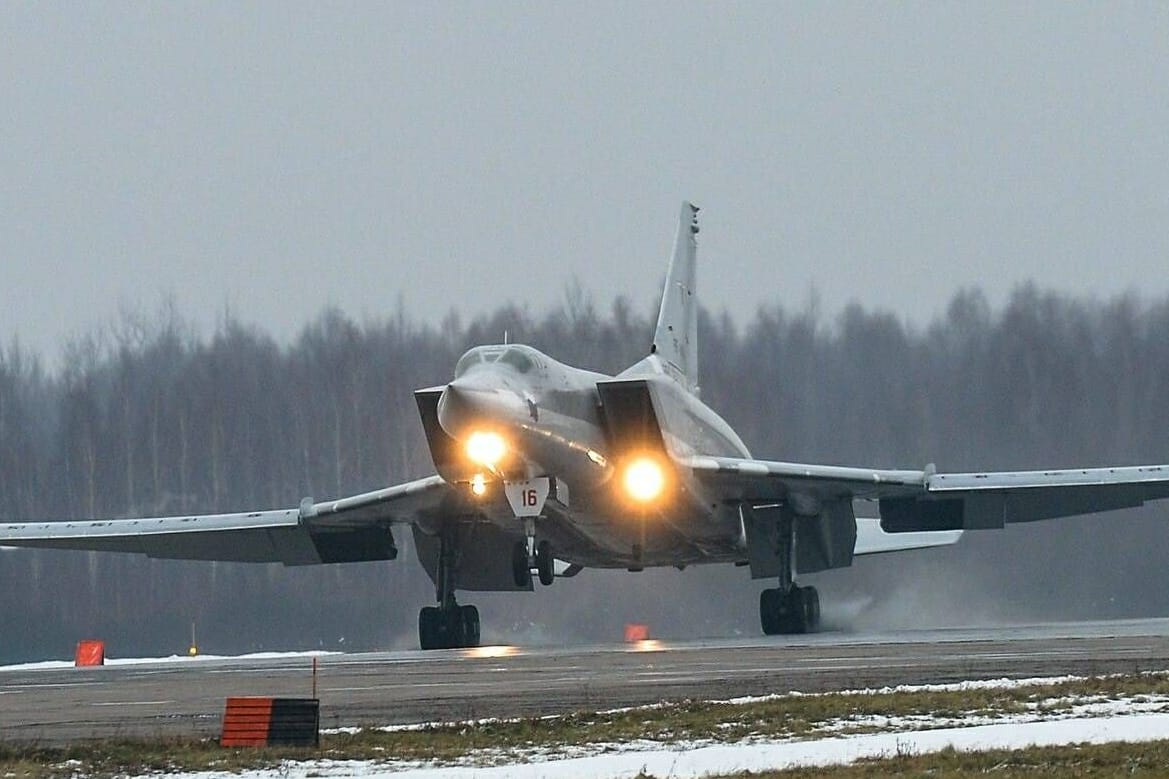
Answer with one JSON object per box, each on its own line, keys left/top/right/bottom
{"left": 596, "top": 379, "right": 668, "bottom": 457}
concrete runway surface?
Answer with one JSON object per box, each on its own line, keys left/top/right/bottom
{"left": 4, "top": 618, "right": 1169, "bottom": 744}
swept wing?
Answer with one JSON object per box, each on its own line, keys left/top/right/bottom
{"left": 0, "top": 476, "right": 452, "bottom": 565}
{"left": 686, "top": 455, "right": 1169, "bottom": 530}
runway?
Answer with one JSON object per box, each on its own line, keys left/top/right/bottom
{"left": 4, "top": 618, "right": 1169, "bottom": 744}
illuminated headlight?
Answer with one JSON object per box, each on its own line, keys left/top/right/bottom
{"left": 470, "top": 473, "right": 488, "bottom": 496}
{"left": 624, "top": 457, "right": 665, "bottom": 503}
{"left": 466, "top": 431, "right": 507, "bottom": 467}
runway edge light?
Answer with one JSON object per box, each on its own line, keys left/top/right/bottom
{"left": 74, "top": 640, "right": 105, "bottom": 667}
{"left": 624, "top": 623, "right": 650, "bottom": 642}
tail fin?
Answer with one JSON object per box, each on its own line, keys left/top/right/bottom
{"left": 652, "top": 202, "right": 700, "bottom": 394}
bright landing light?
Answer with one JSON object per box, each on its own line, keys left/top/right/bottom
{"left": 466, "top": 431, "right": 507, "bottom": 467}
{"left": 624, "top": 457, "right": 665, "bottom": 502}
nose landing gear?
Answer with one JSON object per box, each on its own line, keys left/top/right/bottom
{"left": 506, "top": 478, "right": 556, "bottom": 588}
{"left": 511, "top": 532, "right": 555, "bottom": 587}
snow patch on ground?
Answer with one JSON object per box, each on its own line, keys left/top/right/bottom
{"left": 157, "top": 713, "right": 1169, "bottom": 779}
{"left": 302, "top": 681, "right": 1169, "bottom": 779}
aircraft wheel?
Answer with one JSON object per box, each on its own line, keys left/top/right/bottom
{"left": 799, "top": 586, "right": 821, "bottom": 633}
{"left": 779, "top": 588, "right": 807, "bottom": 634}
{"left": 419, "top": 606, "right": 441, "bottom": 650}
{"left": 460, "top": 604, "right": 481, "bottom": 647}
{"left": 439, "top": 607, "right": 469, "bottom": 649}
{"left": 536, "top": 540, "right": 555, "bottom": 586}
{"left": 759, "top": 588, "right": 783, "bottom": 635}
{"left": 761, "top": 588, "right": 817, "bottom": 635}
{"left": 511, "top": 541, "right": 532, "bottom": 588}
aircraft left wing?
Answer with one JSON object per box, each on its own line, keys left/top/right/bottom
{"left": 0, "top": 475, "right": 452, "bottom": 565}
{"left": 686, "top": 455, "right": 1169, "bottom": 531}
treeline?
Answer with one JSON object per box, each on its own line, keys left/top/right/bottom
{"left": 2, "top": 286, "right": 1169, "bottom": 661}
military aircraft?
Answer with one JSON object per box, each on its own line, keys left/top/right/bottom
{"left": 5, "top": 203, "right": 1169, "bottom": 650}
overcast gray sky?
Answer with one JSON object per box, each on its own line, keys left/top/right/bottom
{"left": 3, "top": 3, "right": 1167, "bottom": 363}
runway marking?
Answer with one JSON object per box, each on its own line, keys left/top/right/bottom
{"left": 91, "top": 700, "right": 174, "bottom": 707}
{"left": 3, "top": 682, "right": 97, "bottom": 690}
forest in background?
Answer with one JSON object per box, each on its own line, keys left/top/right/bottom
{"left": 2, "top": 284, "right": 1169, "bottom": 663}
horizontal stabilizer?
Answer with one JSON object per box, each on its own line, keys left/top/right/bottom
{"left": 854, "top": 517, "right": 962, "bottom": 556}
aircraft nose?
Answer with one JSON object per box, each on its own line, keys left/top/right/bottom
{"left": 436, "top": 375, "right": 524, "bottom": 439}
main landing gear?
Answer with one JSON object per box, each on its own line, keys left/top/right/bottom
{"left": 418, "top": 602, "right": 480, "bottom": 650}
{"left": 759, "top": 585, "right": 820, "bottom": 635}
{"left": 757, "top": 507, "right": 821, "bottom": 635}
{"left": 418, "top": 525, "right": 481, "bottom": 650}
{"left": 512, "top": 517, "right": 555, "bottom": 587}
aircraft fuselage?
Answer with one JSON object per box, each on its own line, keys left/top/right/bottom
{"left": 427, "top": 343, "right": 752, "bottom": 569}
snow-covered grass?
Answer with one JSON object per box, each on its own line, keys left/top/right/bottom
{"left": 152, "top": 716, "right": 1169, "bottom": 778}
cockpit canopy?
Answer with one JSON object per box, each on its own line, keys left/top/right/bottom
{"left": 454, "top": 344, "right": 544, "bottom": 377}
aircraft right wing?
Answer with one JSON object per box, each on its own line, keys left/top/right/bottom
{"left": 0, "top": 475, "right": 455, "bottom": 565}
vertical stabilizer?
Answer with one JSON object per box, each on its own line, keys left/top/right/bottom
{"left": 652, "top": 202, "right": 700, "bottom": 394}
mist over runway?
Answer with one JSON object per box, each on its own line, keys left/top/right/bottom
{"left": 4, "top": 618, "right": 1169, "bottom": 745}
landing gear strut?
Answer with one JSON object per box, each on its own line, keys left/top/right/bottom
{"left": 757, "top": 509, "right": 820, "bottom": 635}
{"left": 505, "top": 479, "right": 556, "bottom": 588}
{"left": 511, "top": 518, "right": 555, "bottom": 588}
{"left": 418, "top": 525, "right": 481, "bottom": 650}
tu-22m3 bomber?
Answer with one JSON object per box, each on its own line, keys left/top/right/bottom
{"left": 5, "top": 203, "right": 1169, "bottom": 650}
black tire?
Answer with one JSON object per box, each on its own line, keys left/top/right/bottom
{"left": 800, "top": 586, "right": 821, "bottom": 633}
{"left": 780, "top": 588, "right": 806, "bottom": 634}
{"left": 418, "top": 606, "right": 440, "bottom": 650}
{"left": 441, "top": 607, "right": 463, "bottom": 648}
{"left": 460, "top": 605, "right": 481, "bottom": 647}
{"left": 536, "top": 540, "right": 555, "bottom": 586}
{"left": 511, "top": 541, "right": 531, "bottom": 588}
{"left": 759, "top": 588, "right": 783, "bottom": 635}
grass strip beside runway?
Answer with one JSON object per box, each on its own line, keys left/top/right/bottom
{"left": 3, "top": 672, "right": 1169, "bottom": 777}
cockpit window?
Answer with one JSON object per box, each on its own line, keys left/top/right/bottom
{"left": 453, "top": 351, "right": 481, "bottom": 377}
{"left": 498, "top": 348, "right": 534, "bottom": 374}
{"left": 454, "top": 345, "right": 540, "bottom": 377}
